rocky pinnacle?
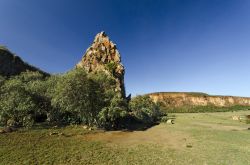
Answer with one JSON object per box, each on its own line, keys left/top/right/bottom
{"left": 76, "top": 31, "right": 126, "bottom": 98}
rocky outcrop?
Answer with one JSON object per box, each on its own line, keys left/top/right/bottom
{"left": 148, "top": 92, "right": 250, "bottom": 108}
{"left": 76, "top": 32, "right": 126, "bottom": 98}
{"left": 0, "top": 47, "right": 49, "bottom": 76}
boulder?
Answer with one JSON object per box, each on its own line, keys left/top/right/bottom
{"left": 232, "top": 116, "right": 240, "bottom": 121}
{"left": 166, "top": 119, "right": 174, "bottom": 124}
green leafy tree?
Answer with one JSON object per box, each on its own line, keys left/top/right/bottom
{"left": 0, "top": 78, "right": 36, "bottom": 127}
{"left": 16, "top": 71, "right": 53, "bottom": 123}
{"left": 51, "top": 69, "right": 104, "bottom": 125}
{"left": 0, "top": 71, "right": 56, "bottom": 127}
{"left": 98, "top": 95, "right": 128, "bottom": 129}
{"left": 43, "top": 75, "right": 61, "bottom": 122}
{"left": 88, "top": 71, "right": 117, "bottom": 106}
{"left": 129, "top": 95, "right": 162, "bottom": 124}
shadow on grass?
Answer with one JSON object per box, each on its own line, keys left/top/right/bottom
{"left": 122, "top": 122, "right": 160, "bottom": 132}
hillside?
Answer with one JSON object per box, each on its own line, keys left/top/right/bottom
{"left": 0, "top": 46, "right": 49, "bottom": 76}
{"left": 148, "top": 92, "right": 250, "bottom": 113}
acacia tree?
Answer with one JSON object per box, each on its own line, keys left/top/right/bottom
{"left": 51, "top": 69, "right": 105, "bottom": 125}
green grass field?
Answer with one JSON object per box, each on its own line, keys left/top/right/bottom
{"left": 1, "top": 111, "right": 250, "bottom": 165}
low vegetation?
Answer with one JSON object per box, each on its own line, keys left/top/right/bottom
{"left": 161, "top": 105, "right": 250, "bottom": 113}
{"left": 0, "top": 70, "right": 162, "bottom": 129}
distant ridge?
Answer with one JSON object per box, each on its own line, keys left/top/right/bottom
{"left": 147, "top": 92, "right": 250, "bottom": 112}
{"left": 0, "top": 46, "right": 49, "bottom": 77}
{"left": 147, "top": 92, "right": 250, "bottom": 98}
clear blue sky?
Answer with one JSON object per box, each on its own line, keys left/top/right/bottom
{"left": 0, "top": 0, "right": 250, "bottom": 97}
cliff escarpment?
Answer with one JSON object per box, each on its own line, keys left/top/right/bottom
{"left": 148, "top": 92, "right": 250, "bottom": 112}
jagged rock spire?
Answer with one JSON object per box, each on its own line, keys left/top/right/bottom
{"left": 76, "top": 31, "right": 126, "bottom": 98}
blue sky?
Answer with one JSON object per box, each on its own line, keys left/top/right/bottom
{"left": 0, "top": 0, "right": 250, "bottom": 96}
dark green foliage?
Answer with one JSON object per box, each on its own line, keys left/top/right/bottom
{"left": 88, "top": 71, "right": 117, "bottom": 106}
{"left": 129, "top": 95, "right": 162, "bottom": 124}
{"left": 0, "top": 76, "right": 37, "bottom": 127}
{"left": 51, "top": 69, "right": 100, "bottom": 125}
{"left": 98, "top": 95, "right": 129, "bottom": 129}
{"left": 50, "top": 69, "right": 124, "bottom": 127}
{"left": 0, "top": 70, "right": 163, "bottom": 129}
{"left": 0, "top": 71, "right": 55, "bottom": 127}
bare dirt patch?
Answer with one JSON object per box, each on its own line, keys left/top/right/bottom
{"left": 84, "top": 124, "right": 191, "bottom": 150}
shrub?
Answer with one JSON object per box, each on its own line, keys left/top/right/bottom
{"left": 1, "top": 69, "right": 149, "bottom": 130}
{"left": 129, "top": 95, "right": 162, "bottom": 124}
{"left": 98, "top": 95, "right": 128, "bottom": 129}
{"left": 0, "top": 71, "right": 56, "bottom": 127}
{"left": 42, "top": 75, "right": 61, "bottom": 122}
{"left": 0, "top": 77, "right": 36, "bottom": 127}
{"left": 51, "top": 69, "right": 114, "bottom": 126}
{"left": 17, "top": 71, "right": 53, "bottom": 123}
{"left": 88, "top": 71, "right": 117, "bottom": 107}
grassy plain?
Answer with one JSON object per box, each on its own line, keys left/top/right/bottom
{"left": 1, "top": 111, "right": 250, "bottom": 165}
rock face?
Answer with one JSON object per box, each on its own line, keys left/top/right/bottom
{"left": 0, "top": 47, "right": 49, "bottom": 76}
{"left": 76, "top": 32, "right": 125, "bottom": 98}
{"left": 148, "top": 92, "right": 250, "bottom": 108}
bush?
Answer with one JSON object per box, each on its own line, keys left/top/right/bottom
{"left": 129, "top": 95, "right": 162, "bottom": 124}
{"left": 52, "top": 69, "right": 91, "bottom": 124}
{"left": 17, "top": 71, "right": 57, "bottom": 123}
{"left": 98, "top": 95, "right": 128, "bottom": 129}
{"left": 42, "top": 75, "right": 61, "bottom": 122}
{"left": 0, "top": 71, "right": 56, "bottom": 127}
{"left": 0, "top": 77, "right": 36, "bottom": 127}
{"left": 51, "top": 69, "right": 118, "bottom": 126}
{"left": 1, "top": 69, "right": 149, "bottom": 130}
